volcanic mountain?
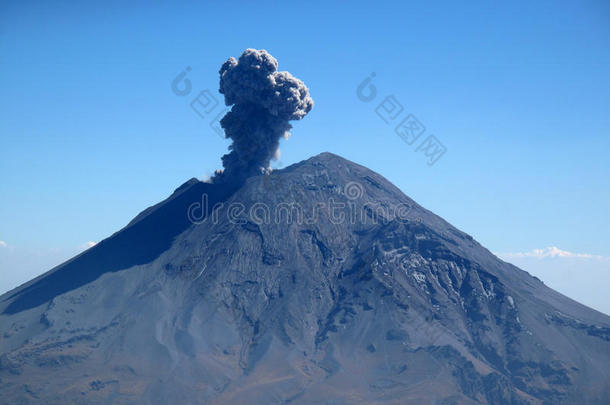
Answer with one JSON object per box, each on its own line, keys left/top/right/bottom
{"left": 1, "top": 153, "right": 609, "bottom": 404}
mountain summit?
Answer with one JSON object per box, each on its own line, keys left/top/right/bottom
{"left": 1, "top": 153, "right": 609, "bottom": 404}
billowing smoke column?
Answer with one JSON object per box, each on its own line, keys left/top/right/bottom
{"left": 215, "top": 48, "right": 313, "bottom": 182}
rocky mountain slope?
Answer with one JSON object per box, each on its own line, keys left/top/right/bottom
{"left": 1, "top": 153, "right": 609, "bottom": 404}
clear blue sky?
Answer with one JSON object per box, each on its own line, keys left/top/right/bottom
{"left": 1, "top": 0, "right": 609, "bottom": 310}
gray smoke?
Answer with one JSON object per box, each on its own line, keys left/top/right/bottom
{"left": 215, "top": 48, "right": 313, "bottom": 182}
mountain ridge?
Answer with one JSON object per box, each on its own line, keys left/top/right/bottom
{"left": 1, "top": 152, "right": 608, "bottom": 404}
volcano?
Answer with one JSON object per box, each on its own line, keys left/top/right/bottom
{"left": 1, "top": 153, "right": 609, "bottom": 404}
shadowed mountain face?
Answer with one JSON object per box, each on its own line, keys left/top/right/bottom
{"left": 1, "top": 153, "right": 609, "bottom": 404}
{"left": 2, "top": 180, "right": 240, "bottom": 315}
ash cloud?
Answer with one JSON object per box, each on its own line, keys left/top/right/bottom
{"left": 214, "top": 49, "right": 313, "bottom": 182}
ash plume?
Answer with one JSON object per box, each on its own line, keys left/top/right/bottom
{"left": 214, "top": 48, "right": 313, "bottom": 182}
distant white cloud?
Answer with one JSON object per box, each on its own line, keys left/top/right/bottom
{"left": 496, "top": 247, "right": 610, "bottom": 315}
{"left": 81, "top": 241, "right": 97, "bottom": 249}
{"left": 0, "top": 241, "right": 7, "bottom": 248}
{"left": 497, "top": 246, "right": 607, "bottom": 260}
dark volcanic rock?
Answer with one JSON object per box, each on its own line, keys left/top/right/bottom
{"left": 1, "top": 152, "right": 609, "bottom": 404}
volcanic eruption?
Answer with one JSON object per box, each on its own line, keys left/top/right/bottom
{"left": 214, "top": 48, "right": 313, "bottom": 182}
